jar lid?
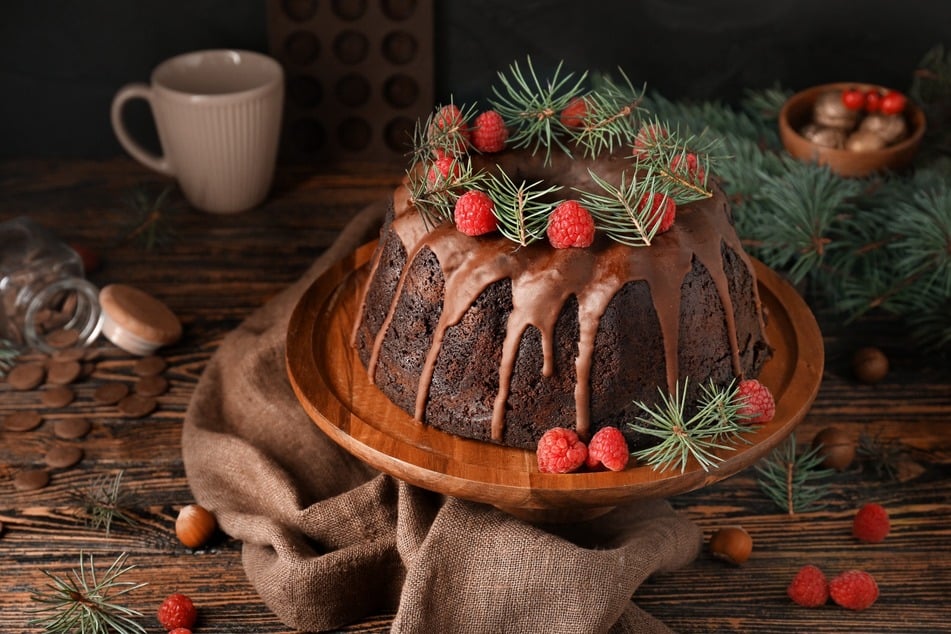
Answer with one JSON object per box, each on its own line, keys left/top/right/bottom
{"left": 98, "top": 284, "right": 182, "bottom": 355}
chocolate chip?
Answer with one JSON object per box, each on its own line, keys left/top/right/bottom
{"left": 132, "top": 355, "right": 167, "bottom": 377}
{"left": 45, "top": 328, "right": 81, "bottom": 349}
{"left": 46, "top": 359, "right": 82, "bottom": 385}
{"left": 2, "top": 410, "right": 43, "bottom": 432}
{"left": 93, "top": 382, "right": 129, "bottom": 405}
{"left": 6, "top": 362, "right": 46, "bottom": 390}
{"left": 52, "top": 347, "right": 87, "bottom": 363}
{"left": 44, "top": 444, "right": 84, "bottom": 469}
{"left": 117, "top": 393, "right": 157, "bottom": 418}
{"left": 135, "top": 374, "right": 169, "bottom": 397}
{"left": 14, "top": 468, "right": 50, "bottom": 491}
{"left": 40, "top": 385, "right": 75, "bottom": 408}
{"left": 53, "top": 417, "right": 92, "bottom": 440}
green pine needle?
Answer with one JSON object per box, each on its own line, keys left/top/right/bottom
{"left": 581, "top": 167, "right": 667, "bottom": 247}
{"left": 567, "top": 69, "right": 644, "bottom": 158}
{"left": 490, "top": 57, "right": 587, "bottom": 163}
{"left": 485, "top": 167, "right": 561, "bottom": 246}
{"left": 28, "top": 551, "right": 147, "bottom": 634}
{"left": 406, "top": 155, "right": 485, "bottom": 230}
{"left": 756, "top": 434, "right": 835, "bottom": 515}
{"left": 70, "top": 471, "right": 138, "bottom": 535}
{"left": 628, "top": 379, "right": 754, "bottom": 473}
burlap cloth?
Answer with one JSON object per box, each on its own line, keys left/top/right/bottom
{"left": 182, "top": 201, "right": 703, "bottom": 633}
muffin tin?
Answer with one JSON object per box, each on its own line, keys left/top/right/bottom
{"left": 267, "top": 0, "right": 434, "bottom": 164}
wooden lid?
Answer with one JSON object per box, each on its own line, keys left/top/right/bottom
{"left": 98, "top": 284, "right": 182, "bottom": 355}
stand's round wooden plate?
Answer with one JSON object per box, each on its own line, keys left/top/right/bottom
{"left": 286, "top": 242, "right": 824, "bottom": 523}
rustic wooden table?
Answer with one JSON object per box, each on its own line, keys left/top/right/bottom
{"left": 1, "top": 158, "right": 948, "bottom": 633}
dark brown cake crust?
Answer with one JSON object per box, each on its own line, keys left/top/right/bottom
{"left": 352, "top": 149, "right": 771, "bottom": 450}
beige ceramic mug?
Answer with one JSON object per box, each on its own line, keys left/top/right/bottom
{"left": 111, "top": 49, "right": 284, "bottom": 214}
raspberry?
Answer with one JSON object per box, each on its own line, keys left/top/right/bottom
{"left": 537, "top": 427, "right": 588, "bottom": 473}
{"left": 470, "top": 110, "right": 508, "bottom": 153}
{"left": 639, "top": 192, "right": 676, "bottom": 234}
{"left": 560, "top": 97, "right": 588, "bottom": 128}
{"left": 158, "top": 593, "right": 197, "bottom": 631}
{"left": 454, "top": 190, "right": 498, "bottom": 236}
{"left": 736, "top": 378, "right": 775, "bottom": 424}
{"left": 852, "top": 503, "right": 890, "bottom": 543}
{"left": 829, "top": 570, "right": 879, "bottom": 611}
{"left": 585, "top": 426, "right": 630, "bottom": 471}
{"left": 426, "top": 156, "right": 462, "bottom": 189}
{"left": 547, "top": 200, "right": 596, "bottom": 249}
{"left": 671, "top": 152, "right": 706, "bottom": 182}
{"left": 169, "top": 630, "right": 193, "bottom": 634}
{"left": 429, "top": 104, "right": 470, "bottom": 155}
{"left": 787, "top": 564, "right": 829, "bottom": 607}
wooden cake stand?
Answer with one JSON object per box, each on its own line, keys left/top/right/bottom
{"left": 286, "top": 243, "right": 824, "bottom": 523}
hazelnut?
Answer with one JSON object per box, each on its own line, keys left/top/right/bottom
{"left": 800, "top": 123, "right": 846, "bottom": 149}
{"left": 845, "top": 130, "right": 887, "bottom": 152}
{"left": 859, "top": 113, "right": 908, "bottom": 145}
{"left": 814, "top": 90, "right": 858, "bottom": 130}
{"left": 175, "top": 503, "right": 218, "bottom": 549}
{"left": 852, "top": 346, "right": 889, "bottom": 384}
{"left": 812, "top": 426, "right": 856, "bottom": 471}
{"left": 709, "top": 525, "right": 753, "bottom": 565}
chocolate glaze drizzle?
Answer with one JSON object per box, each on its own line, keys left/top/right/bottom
{"left": 353, "top": 150, "right": 768, "bottom": 443}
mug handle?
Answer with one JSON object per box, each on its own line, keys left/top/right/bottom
{"left": 110, "top": 83, "right": 174, "bottom": 176}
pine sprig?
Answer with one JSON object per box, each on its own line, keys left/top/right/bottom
{"left": 409, "top": 100, "right": 479, "bottom": 166}
{"left": 568, "top": 70, "right": 644, "bottom": 158}
{"left": 490, "top": 57, "right": 587, "bottom": 162}
{"left": 28, "top": 551, "right": 147, "bottom": 634}
{"left": 70, "top": 471, "right": 137, "bottom": 534}
{"left": 406, "top": 155, "right": 485, "bottom": 230}
{"left": 628, "top": 379, "right": 754, "bottom": 473}
{"left": 485, "top": 167, "right": 561, "bottom": 246}
{"left": 581, "top": 167, "right": 667, "bottom": 247}
{"left": 756, "top": 434, "right": 835, "bottom": 514}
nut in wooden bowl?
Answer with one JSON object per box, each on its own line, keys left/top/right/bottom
{"left": 778, "top": 82, "right": 926, "bottom": 177}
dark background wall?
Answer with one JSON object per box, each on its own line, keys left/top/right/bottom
{"left": 1, "top": 0, "right": 948, "bottom": 159}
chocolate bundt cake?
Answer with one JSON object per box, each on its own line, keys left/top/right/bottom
{"left": 350, "top": 60, "right": 771, "bottom": 451}
{"left": 352, "top": 146, "right": 772, "bottom": 450}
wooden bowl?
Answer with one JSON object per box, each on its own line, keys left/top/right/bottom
{"left": 778, "top": 82, "right": 926, "bottom": 177}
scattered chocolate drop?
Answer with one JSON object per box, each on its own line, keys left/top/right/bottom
{"left": 45, "top": 444, "right": 84, "bottom": 469}
{"left": 93, "top": 382, "right": 130, "bottom": 405}
{"left": 6, "top": 362, "right": 46, "bottom": 390}
{"left": 53, "top": 417, "right": 93, "bottom": 440}
{"left": 40, "top": 385, "right": 76, "bottom": 408}
{"left": 117, "top": 393, "right": 158, "bottom": 418}
{"left": 45, "top": 328, "right": 81, "bottom": 349}
{"left": 51, "top": 347, "right": 86, "bottom": 363}
{"left": 46, "top": 359, "right": 82, "bottom": 385}
{"left": 2, "top": 410, "right": 43, "bottom": 432}
{"left": 133, "top": 355, "right": 167, "bottom": 377}
{"left": 14, "top": 468, "right": 50, "bottom": 491}
{"left": 135, "top": 374, "right": 169, "bottom": 397}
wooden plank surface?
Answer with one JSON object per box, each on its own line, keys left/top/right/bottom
{"left": 1, "top": 158, "right": 949, "bottom": 633}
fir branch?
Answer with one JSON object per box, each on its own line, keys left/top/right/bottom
{"left": 490, "top": 57, "right": 587, "bottom": 162}
{"left": 122, "top": 184, "right": 180, "bottom": 251}
{"left": 581, "top": 167, "right": 666, "bottom": 247}
{"left": 568, "top": 70, "right": 644, "bottom": 158}
{"left": 406, "top": 155, "right": 485, "bottom": 230}
{"left": 28, "top": 551, "right": 147, "bottom": 634}
{"left": 485, "top": 167, "right": 561, "bottom": 246}
{"left": 857, "top": 430, "right": 905, "bottom": 481}
{"left": 628, "top": 379, "right": 754, "bottom": 473}
{"left": 70, "top": 471, "right": 137, "bottom": 535}
{"left": 756, "top": 434, "right": 835, "bottom": 515}
{"left": 624, "top": 117, "right": 718, "bottom": 203}
{"left": 410, "top": 100, "right": 479, "bottom": 166}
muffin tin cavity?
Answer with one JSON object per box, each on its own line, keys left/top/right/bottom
{"left": 268, "top": 0, "right": 433, "bottom": 162}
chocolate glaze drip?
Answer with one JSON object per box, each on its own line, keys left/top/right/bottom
{"left": 353, "top": 149, "right": 768, "bottom": 444}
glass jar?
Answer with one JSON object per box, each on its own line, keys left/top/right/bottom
{"left": 0, "top": 216, "right": 103, "bottom": 353}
